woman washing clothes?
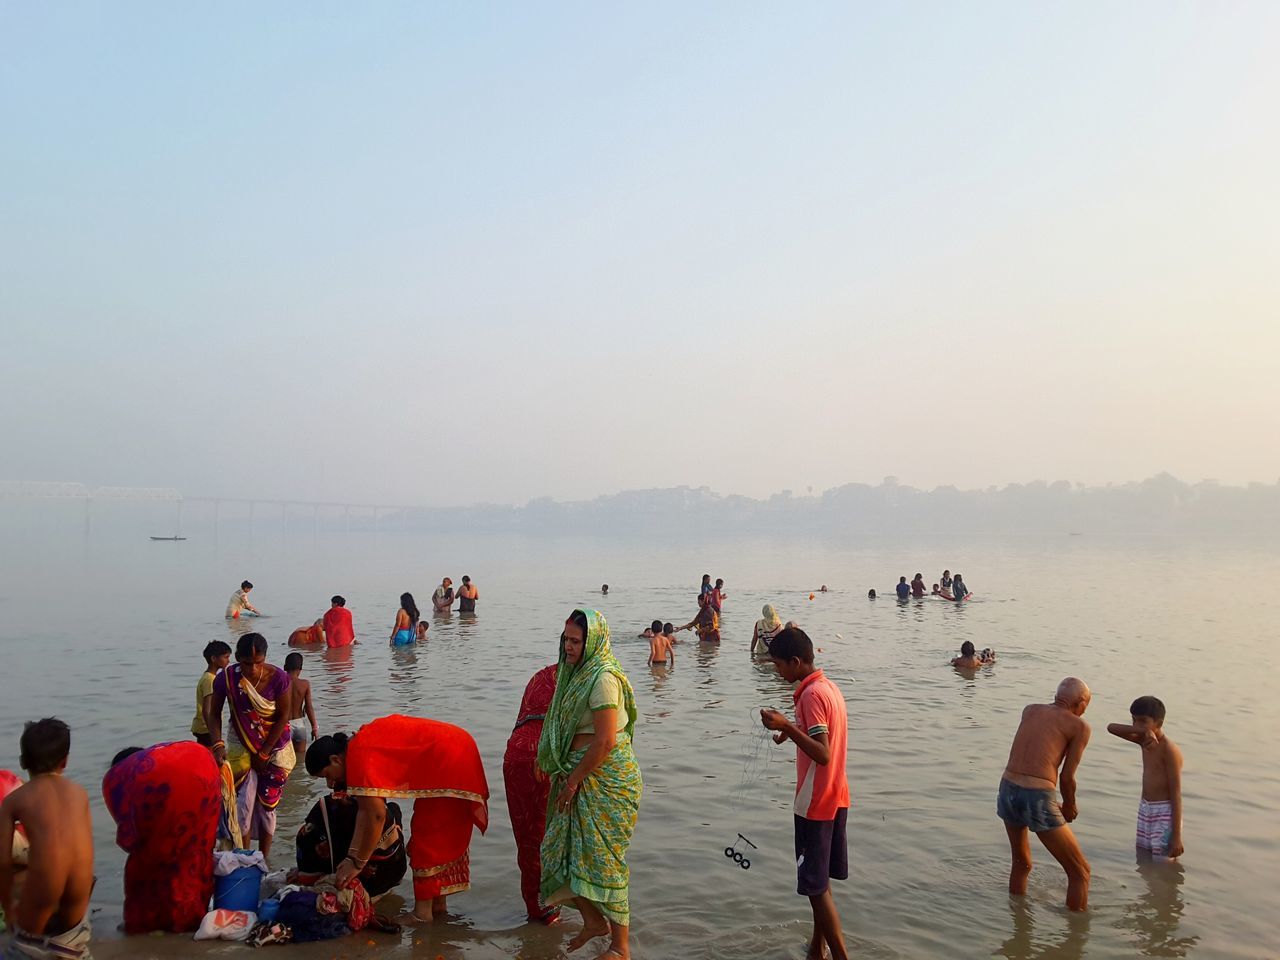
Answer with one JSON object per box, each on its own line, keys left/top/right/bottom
{"left": 538, "top": 609, "right": 642, "bottom": 959}
{"left": 304, "top": 715, "right": 488, "bottom": 923}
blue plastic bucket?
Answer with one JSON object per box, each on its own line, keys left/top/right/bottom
{"left": 213, "top": 865, "right": 262, "bottom": 913}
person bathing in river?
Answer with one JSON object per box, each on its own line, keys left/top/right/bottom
{"left": 457, "top": 576, "right": 479, "bottom": 613}
{"left": 226, "top": 580, "right": 259, "bottom": 619}
{"left": 638, "top": 620, "right": 661, "bottom": 640}
{"left": 1107, "top": 696, "right": 1184, "bottom": 860}
{"left": 391, "top": 592, "right": 419, "bottom": 645}
{"left": 678, "top": 593, "right": 720, "bottom": 643}
{"left": 284, "top": 652, "right": 318, "bottom": 753}
{"left": 0, "top": 719, "right": 95, "bottom": 960}
{"left": 287, "top": 619, "right": 324, "bottom": 646}
{"left": 751, "top": 604, "right": 784, "bottom": 655}
{"left": 911, "top": 574, "right": 926, "bottom": 598}
{"left": 648, "top": 628, "right": 674, "bottom": 666}
{"left": 997, "top": 678, "right": 1092, "bottom": 911}
{"left": 711, "top": 578, "right": 727, "bottom": 613}
{"left": 322, "top": 596, "right": 355, "bottom": 648}
{"left": 950, "top": 641, "right": 995, "bottom": 669}
{"left": 895, "top": 577, "right": 910, "bottom": 600}
{"left": 952, "top": 573, "right": 969, "bottom": 600}
{"left": 432, "top": 578, "right": 455, "bottom": 613}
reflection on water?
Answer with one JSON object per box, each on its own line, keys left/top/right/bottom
{"left": 1117, "top": 859, "right": 1199, "bottom": 957}
{"left": 998, "top": 899, "right": 1090, "bottom": 960}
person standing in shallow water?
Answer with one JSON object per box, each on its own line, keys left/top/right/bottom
{"left": 503, "top": 664, "right": 560, "bottom": 923}
{"left": 390, "top": 592, "right": 419, "bottom": 645}
{"left": 538, "top": 609, "right": 642, "bottom": 959}
{"left": 997, "top": 678, "right": 1093, "bottom": 911}
{"left": 457, "top": 576, "right": 479, "bottom": 613}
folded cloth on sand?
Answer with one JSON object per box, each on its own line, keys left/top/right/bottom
{"left": 192, "top": 909, "right": 256, "bottom": 942}
{"left": 3, "top": 918, "right": 91, "bottom": 959}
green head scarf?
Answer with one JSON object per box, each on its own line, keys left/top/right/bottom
{"left": 536, "top": 608, "right": 637, "bottom": 777}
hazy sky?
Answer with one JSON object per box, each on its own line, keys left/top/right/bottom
{"left": 3, "top": 2, "right": 1278, "bottom": 506}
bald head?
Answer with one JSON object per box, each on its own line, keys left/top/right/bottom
{"left": 1055, "top": 677, "right": 1091, "bottom": 709}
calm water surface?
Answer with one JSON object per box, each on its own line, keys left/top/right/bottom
{"left": 1, "top": 523, "right": 1277, "bottom": 959}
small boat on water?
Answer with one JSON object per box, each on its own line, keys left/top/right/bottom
{"left": 149, "top": 536, "right": 187, "bottom": 541}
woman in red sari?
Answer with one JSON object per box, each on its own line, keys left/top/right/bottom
{"left": 102, "top": 742, "right": 221, "bottom": 933}
{"left": 305, "top": 715, "right": 488, "bottom": 923}
{"left": 502, "top": 664, "right": 559, "bottom": 922}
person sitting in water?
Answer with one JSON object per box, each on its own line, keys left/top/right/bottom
{"left": 432, "top": 578, "right": 455, "bottom": 613}
{"left": 638, "top": 620, "right": 661, "bottom": 640}
{"left": 911, "top": 574, "right": 927, "bottom": 599}
{"left": 457, "top": 576, "right": 479, "bottom": 613}
{"left": 952, "top": 574, "right": 969, "bottom": 600}
{"left": 601, "top": 584, "right": 609, "bottom": 596}
{"left": 710, "top": 579, "right": 727, "bottom": 613}
{"left": 895, "top": 577, "right": 910, "bottom": 600}
{"left": 225, "top": 580, "right": 259, "bottom": 619}
{"left": 0, "top": 719, "right": 95, "bottom": 959}
{"left": 940, "top": 570, "right": 953, "bottom": 594}
{"left": 867, "top": 589, "right": 877, "bottom": 600}
{"left": 951, "top": 641, "right": 984, "bottom": 669}
{"left": 416, "top": 621, "right": 429, "bottom": 640}
{"left": 287, "top": 619, "right": 325, "bottom": 646}
{"left": 322, "top": 596, "right": 355, "bottom": 648}
{"left": 933, "top": 582, "right": 954, "bottom": 600}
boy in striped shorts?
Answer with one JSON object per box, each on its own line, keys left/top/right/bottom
{"left": 1107, "top": 696, "right": 1184, "bottom": 859}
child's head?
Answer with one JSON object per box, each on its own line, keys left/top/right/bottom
{"left": 867, "top": 589, "right": 876, "bottom": 599}
{"left": 715, "top": 578, "right": 724, "bottom": 589}
{"left": 285, "top": 652, "right": 304, "bottom": 674}
{"left": 768, "top": 626, "right": 815, "bottom": 682}
{"left": 601, "top": 584, "right": 609, "bottom": 594}
{"left": 662, "top": 622, "right": 674, "bottom": 635}
{"left": 651, "top": 620, "right": 662, "bottom": 634}
{"left": 203, "top": 640, "right": 232, "bottom": 669}
{"left": 331, "top": 595, "right": 345, "bottom": 607}
{"left": 20, "top": 717, "right": 70, "bottom": 775}
{"left": 241, "top": 580, "right": 253, "bottom": 592}
{"left": 899, "top": 576, "right": 907, "bottom": 583}
{"left": 960, "top": 640, "right": 976, "bottom": 656}
{"left": 1129, "top": 695, "right": 1166, "bottom": 728}
{"left": 416, "top": 621, "right": 429, "bottom": 637}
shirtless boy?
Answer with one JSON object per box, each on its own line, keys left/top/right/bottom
{"left": 997, "top": 678, "right": 1092, "bottom": 911}
{"left": 951, "top": 640, "right": 983, "bottom": 669}
{"left": 648, "top": 629, "right": 674, "bottom": 666}
{"left": 0, "top": 719, "right": 94, "bottom": 959}
{"left": 638, "top": 620, "right": 661, "bottom": 640}
{"left": 284, "top": 652, "right": 318, "bottom": 753}
{"left": 1107, "top": 696, "right": 1184, "bottom": 860}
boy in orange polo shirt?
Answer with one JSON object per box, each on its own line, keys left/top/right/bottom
{"left": 762, "top": 626, "right": 850, "bottom": 960}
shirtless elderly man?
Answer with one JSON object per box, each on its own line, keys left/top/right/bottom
{"left": 997, "top": 678, "right": 1092, "bottom": 911}
{"left": 0, "top": 719, "right": 95, "bottom": 960}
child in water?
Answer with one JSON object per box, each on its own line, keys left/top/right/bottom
{"left": 950, "top": 641, "right": 995, "bottom": 668}
{"left": 1107, "top": 696, "right": 1184, "bottom": 859}
{"left": 192, "top": 641, "right": 232, "bottom": 747}
{"left": 648, "top": 628, "right": 675, "bottom": 665}
{"left": 285, "top": 652, "right": 319, "bottom": 753}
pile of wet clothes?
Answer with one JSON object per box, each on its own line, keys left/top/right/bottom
{"left": 248, "top": 874, "right": 399, "bottom": 946}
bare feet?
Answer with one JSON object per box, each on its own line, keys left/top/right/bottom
{"left": 566, "top": 918, "right": 610, "bottom": 952}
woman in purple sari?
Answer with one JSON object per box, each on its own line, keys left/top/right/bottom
{"left": 208, "top": 632, "right": 295, "bottom": 858}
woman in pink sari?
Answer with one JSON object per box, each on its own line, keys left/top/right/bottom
{"left": 207, "top": 632, "right": 295, "bottom": 858}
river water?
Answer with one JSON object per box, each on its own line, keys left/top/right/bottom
{"left": 1, "top": 518, "right": 1276, "bottom": 959}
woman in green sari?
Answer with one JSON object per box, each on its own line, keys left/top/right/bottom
{"left": 538, "top": 609, "right": 642, "bottom": 959}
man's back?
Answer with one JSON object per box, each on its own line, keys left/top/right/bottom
{"left": 4, "top": 776, "right": 94, "bottom": 934}
{"left": 1004, "top": 703, "right": 1087, "bottom": 790}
